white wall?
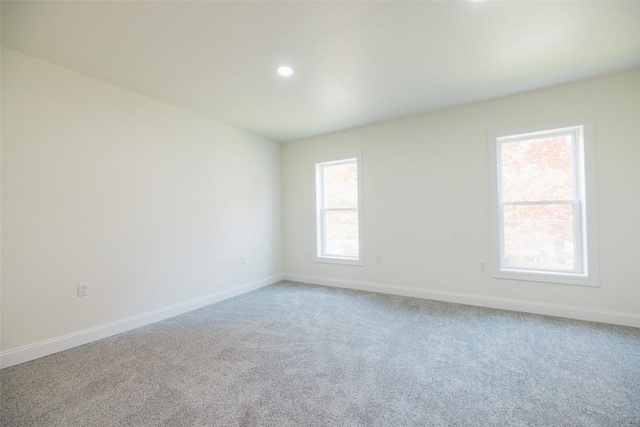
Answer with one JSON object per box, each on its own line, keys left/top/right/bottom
{"left": 1, "top": 48, "right": 637, "bottom": 360}
{"left": 282, "top": 69, "right": 640, "bottom": 316}
{"left": 1, "top": 48, "right": 282, "bottom": 352}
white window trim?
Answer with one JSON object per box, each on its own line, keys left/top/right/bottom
{"left": 489, "top": 118, "right": 599, "bottom": 287}
{"left": 315, "top": 156, "right": 365, "bottom": 266}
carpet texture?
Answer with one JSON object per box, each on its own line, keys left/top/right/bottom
{"left": 1, "top": 281, "right": 639, "bottom": 426}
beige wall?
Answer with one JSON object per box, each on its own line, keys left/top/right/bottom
{"left": 282, "top": 69, "right": 640, "bottom": 315}
{"left": 1, "top": 48, "right": 282, "bottom": 351}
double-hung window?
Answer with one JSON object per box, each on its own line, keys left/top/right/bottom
{"left": 490, "top": 119, "right": 598, "bottom": 286}
{"left": 315, "top": 157, "right": 364, "bottom": 265}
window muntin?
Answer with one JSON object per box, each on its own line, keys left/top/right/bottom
{"left": 491, "top": 120, "right": 598, "bottom": 286}
{"left": 316, "top": 158, "right": 363, "bottom": 264}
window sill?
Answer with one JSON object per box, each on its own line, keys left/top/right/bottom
{"left": 314, "top": 256, "right": 365, "bottom": 266}
{"left": 493, "top": 269, "right": 599, "bottom": 287}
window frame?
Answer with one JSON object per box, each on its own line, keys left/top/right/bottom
{"left": 315, "top": 156, "right": 364, "bottom": 266}
{"left": 489, "top": 119, "right": 599, "bottom": 287}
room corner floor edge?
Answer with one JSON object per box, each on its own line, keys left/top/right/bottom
{"left": 282, "top": 273, "right": 640, "bottom": 329}
{"left": 2, "top": 272, "right": 638, "bottom": 369}
{"left": 0, "top": 274, "right": 284, "bottom": 369}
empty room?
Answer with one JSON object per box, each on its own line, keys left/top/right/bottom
{"left": 1, "top": 1, "right": 639, "bottom": 426}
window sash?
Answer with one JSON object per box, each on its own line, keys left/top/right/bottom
{"left": 496, "top": 127, "right": 585, "bottom": 276}
{"left": 315, "top": 158, "right": 362, "bottom": 264}
{"left": 320, "top": 208, "right": 358, "bottom": 258}
{"left": 498, "top": 200, "right": 583, "bottom": 274}
{"left": 497, "top": 128, "right": 580, "bottom": 204}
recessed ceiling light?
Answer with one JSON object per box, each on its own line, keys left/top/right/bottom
{"left": 277, "top": 66, "right": 294, "bottom": 77}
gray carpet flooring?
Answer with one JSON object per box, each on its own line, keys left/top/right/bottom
{"left": 1, "top": 281, "right": 639, "bottom": 426}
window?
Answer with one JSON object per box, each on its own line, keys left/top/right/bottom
{"left": 315, "top": 157, "right": 364, "bottom": 265}
{"left": 490, "top": 119, "right": 599, "bottom": 286}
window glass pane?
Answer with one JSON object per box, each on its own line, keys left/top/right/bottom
{"left": 323, "top": 162, "right": 358, "bottom": 209}
{"left": 501, "top": 134, "right": 573, "bottom": 202}
{"left": 323, "top": 210, "right": 359, "bottom": 257}
{"left": 503, "top": 204, "right": 575, "bottom": 272}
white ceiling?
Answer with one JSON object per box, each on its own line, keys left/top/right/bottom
{"left": 2, "top": 1, "right": 639, "bottom": 142}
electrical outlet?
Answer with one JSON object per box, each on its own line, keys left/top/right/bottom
{"left": 78, "top": 283, "right": 89, "bottom": 297}
{"left": 376, "top": 254, "right": 382, "bottom": 263}
{"left": 479, "top": 260, "right": 487, "bottom": 270}
{"left": 240, "top": 256, "right": 246, "bottom": 265}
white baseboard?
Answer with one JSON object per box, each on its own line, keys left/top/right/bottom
{"left": 0, "top": 274, "right": 284, "bottom": 369}
{"left": 283, "top": 273, "right": 640, "bottom": 328}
